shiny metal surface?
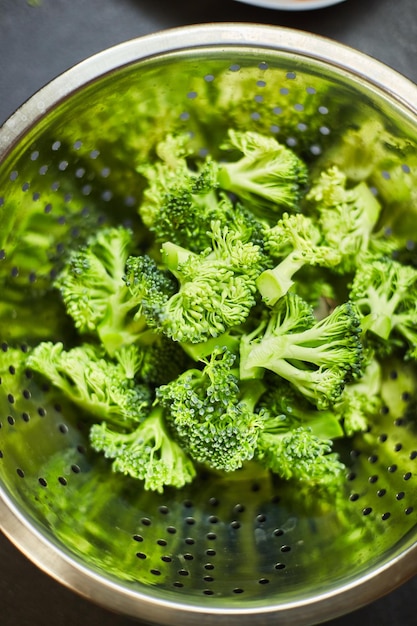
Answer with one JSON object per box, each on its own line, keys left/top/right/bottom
{"left": 1, "top": 23, "right": 417, "bottom": 626}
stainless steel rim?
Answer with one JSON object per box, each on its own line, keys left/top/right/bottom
{"left": 1, "top": 22, "right": 417, "bottom": 156}
{"left": 1, "top": 22, "right": 417, "bottom": 626}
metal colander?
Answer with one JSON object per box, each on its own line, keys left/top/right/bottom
{"left": 1, "top": 23, "right": 417, "bottom": 626}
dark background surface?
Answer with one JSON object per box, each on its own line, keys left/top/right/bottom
{"left": 0, "top": 0, "right": 417, "bottom": 624}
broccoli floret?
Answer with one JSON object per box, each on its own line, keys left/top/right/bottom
{"left": 257, "top": 212, "right": 341, "bottom": 306}
{"left": 139, "top": 154, "right": 223, "bottom": 253}
{"left": 306, "top": 166, "right": 395, "bottom": 273}
{"left": 157, "top": 347, "right": 265, "bottom": 472}
{"left": 150, "top": 220, "right": 268, "bottom": 343}
{"left": 259, "top": 360, "right": 381, "bottom": 441}
{"left": 55, "top": 226, "right": 147, "bottom": 355}
{"left": 137, "top": 134, "right": 198, "bottom": 226}
{"left": 259, "top": 378, "right": 345, "bottom": 441}
{"left": 55, "top": 227, "right": 177, "bottom": 356}
{"left": 115, "top": 330, "right": 193, "bottom": 385}
{"left": 255, "top": 415, "right": 345, "bottom": 486}
{"left": 122, "top": 253, "right": 177, "bottom": 330}
{"left": 349, "top": 255, "right": 417, "bottom": 358}
{"left": 148, "top": 179, "right": 267, "bottom": 254}
{"left": 335, "top": 357, "right": 383, "bottom": 436}
{"left": 139, "top": 133, "right": 268, "bottom": 253}
{"left": 89, "top": 405, "right": 196, "bottom": 493}
{"left": 26, "top": 342, "right": 152, "bottom": 429}
{"left": 239, "top": 293, "right": 364, "bottom": 409}
{"left": 217, "top": 129, "right": 308, "bottom": 219}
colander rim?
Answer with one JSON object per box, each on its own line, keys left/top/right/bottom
{"left": 1, "top": 22, "right": 417, "bottom": 157}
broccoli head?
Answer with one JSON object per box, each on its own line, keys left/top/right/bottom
{"left": 143, "top": 171, "right": 267, "bottom": 254}
{"left": 55, "top": 226, "right": 148, "bottom": 355}
{"left": 255, "top": 416, "right": 345, "bottom": 487}
{"left": 349, "top": 254, "right": 417, "bottom": 358}
{"left": 156, "top": 347, "right": 265, "bottom": 472}
{"left": 26, "top": 341, "right": 152, "bottom": 429}
{"left": 150, "top": 220, "right": 268, "bottom": 343}
{"left": 139, "top": 134, "right": 236, "bottom": 254}
{"left": 239, "top": 293, "right": 364, "bottom": 409}
{"left": 140, "top": 153, "right": 224, "bottom": 253}
{"left": 90, "top": 405, "right": 196, "bottom": 493}
{"left": 217, "top": 129, "right": 308, "bottom": 219}
{"left": 306, "top": 166, "right": 395, "bottom": 272}
{"left": 257, "top": 212, "right": 341, "bottom": 305}
{"left": 122, "top": 253, "right": 177, "bottom": 330}
{"left": 114, "top": 330, "right": 193, "bottom": 386}
{"left": 137, "top": 133, "right": 194, "bottom": 226}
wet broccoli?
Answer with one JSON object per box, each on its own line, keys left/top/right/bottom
{"left": 26, "top": 341, "right": 152, "bottom": 429}
{"left": 90, "top": 405, "right": 196, "bottom": 493}
{"left": 349, "top": 254, "right": 417, "bottom": 359}
{"left": 239, "top": 293, "right": 364, "bottom": 410}
{"left": 157, "top": 347, "right": 265, "bottom": 472}
{"left": 217, "top": 129, "right": 308, "bottom": 219}
{"left": 257, "top": 212, "right": 341, "bottom": 305}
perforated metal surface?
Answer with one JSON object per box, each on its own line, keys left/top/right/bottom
{"left": 0, "top": 24, "right": 417, "bottom": 626}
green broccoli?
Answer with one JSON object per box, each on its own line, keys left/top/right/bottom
{"left": 89, "top": 405, "right": 196, "bottom": 493}
{"left": 257, "top": 212, "right": 341, "bottom": 306}
{"left": 138, "top": 138, "right": 223, "bottom": 253}
{"left": 255, "top": 415, "right": 345, "bottom": 486}
{"left": 14, "top": 125, "right": 417, "bottom": 495}
{"left": 114, "top": 330, "right": 193, "bottom": 385}
{"left": 137, "top": 133, "right": 198, "bottom": 227}
{"left": 259, "top": 378, "right": 345, "bottom": 441}
{"left": 138, "top": 132, "right": 268, "bottom": 253}
{"left": 26, "top": 342, "right": 152, "bottom": 429}
{"left": 156, "top": 347, "right": 265, "bottom": 472}
{"left": 144, "top": 220, "right": 268, "bottom": 343}
{"left": 306, "top": 166, "right": 395, "bottom": 273}
{"left": 259, "top": 359, "right": 381, "bottom": 441}
{"left": 122, "top": 253, "right": 177, "bottom": 332}
{"left": 217, "top": 129, "right": 308, "bottom": 219}
{"left": 334, "top": 356, "right": 383, "bottom": 436}
{"left": 55, "top": 226, "right": 176, "bottom": 355}
{"left": 239, "top": 293, "right": 364, "bottom": 409}
{"left": 349, "top": 254, "right": 417, "bottom": 358}
{"left": 54, "top": 226, "right": 138, "bottom": 352}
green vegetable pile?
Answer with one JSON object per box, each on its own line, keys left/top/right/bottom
{"left": 15, "top": 129, "right": 417, "bottom": 493}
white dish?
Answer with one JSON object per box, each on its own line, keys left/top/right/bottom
{"left": 234, "top": 0, "right": 346, "bottom": 10}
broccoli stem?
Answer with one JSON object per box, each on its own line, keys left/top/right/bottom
{"left": 218, "top": 165, "right": 298, "bottom": 211}
{"left": 181, "top": 331, "right": 241, "bottom": 361}
{"left": 100, "top": 297, "right": 147, "bottom": 355}
{"left": 256, "top": 252, "right": 304, "bottom": 306}
{"left": 161, "top": 241, "right": 195, "bottom": 276}
{"left": 246, "top": 352, "right": 322, "bottom": 403}
{"left": 239, "top": 378, "right": 267, "bottom": 413}
{"left": 360, "top": 288, "right": 403, "bottom": 340}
